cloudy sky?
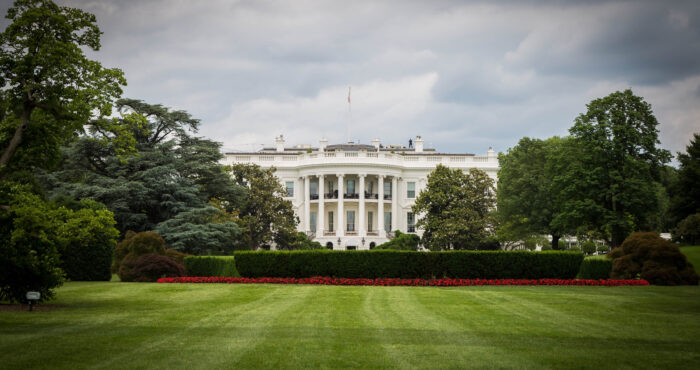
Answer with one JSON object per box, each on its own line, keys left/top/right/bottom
{"left": 3, "top": 0, "right": 699, "bottom": 157}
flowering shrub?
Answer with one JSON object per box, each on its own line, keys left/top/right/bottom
{"left": 157, "top": 276, "right": 649, "bottom": 287}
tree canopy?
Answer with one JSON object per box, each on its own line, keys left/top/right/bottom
{"left": 0, "top": 0, "right": 126, "bottom": 175}
{"left": 496, "top": 136, "right": 572, "bottom": 249}
{"left": 41, "top": 99, "right": 244, "bottom": 254}
{"left": 555, "top": 89, "right": 670, "bottom": 247}
{"left": 226, "top": 163, "right": 298, "bottom": 250}
{"left": 670, "top": 133, "right": 700, "bottom": 225}
{"left": 412, "top": 165, "right": 496, "bottom": 250}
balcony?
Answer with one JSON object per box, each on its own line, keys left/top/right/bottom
{"left": 310, "top": 194, "right": 319, "bottom": 200}
{"left": 383, "top": 194, "right": 392, "bottom": 200}
{"left": 325, "top": 191, "right": 338, "bottom": 199}
{"left": 344, "top": 193, "right": 359, "bottom": 199}
{"left": 365, "top": 192, "right": 378, "bottom": 199}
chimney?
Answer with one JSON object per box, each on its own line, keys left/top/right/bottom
{"left": 276, "top": 135, "right": 285, "bottom": 152}
{"left": 319, "top": 138, "right": 328, "bottom": 152}
{"left": 487, "top": 146, "right": 496, "bottom": 158}
{"left": 415, "top": 136, "right": 424, "bottom": 152}
{"left": 371, "top": 138, "right": 380, "bottom": 149}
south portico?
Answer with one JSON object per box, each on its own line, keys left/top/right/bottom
{"left": 299, "top": 170, "right": 403, "bottom": 250}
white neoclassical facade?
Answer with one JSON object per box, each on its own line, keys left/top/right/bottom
{"left": 222, "top": 136, "right": 498, "bottom": 250}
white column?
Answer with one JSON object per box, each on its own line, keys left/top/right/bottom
{"left": 359, "top": 173, "right": 366, "bottom": 237}
{"left": 318, "top": 175, "right": 324, "bottom": 235}
{"left": 378, "top": 175, "right": 385, "bottom": 237}
{"left": 391, "top": 177, "right": 398, "bottom": 234}
{"left": 304, "top": 175, "right": 310, "bottom": 233}
{"left": 337, "top": 174, "right": 344, "bottom": 238}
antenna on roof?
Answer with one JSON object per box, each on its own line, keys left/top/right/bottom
{"left": 347, "top": 86, "right": 351, "bottom": 144}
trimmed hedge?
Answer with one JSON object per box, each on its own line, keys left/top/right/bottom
{"left": 578, "top": 257, "right": 612, "bottom": 279}
{"left": 184, "top": 256, "right": 240, "bottom": 277}
{"left": 232, "top": 250, "right": 583, "bottom": 279}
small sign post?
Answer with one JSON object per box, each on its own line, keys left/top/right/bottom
{"left": 26, "top": 291, "right": 40, "bottom": 311}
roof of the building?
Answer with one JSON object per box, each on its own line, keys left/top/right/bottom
{"left": 325, "top": 144, "right": 377, "bottom": 152}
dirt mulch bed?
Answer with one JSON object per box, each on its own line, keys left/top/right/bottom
{"left": 0, "top": 304, "right": 68, "bottom": 312}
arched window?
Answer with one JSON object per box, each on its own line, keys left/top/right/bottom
{"left": 369, "top": 242, "right": 376, "bottom": 250}
{"left": 326, "top": 242, "right": 333, "bottom": 250}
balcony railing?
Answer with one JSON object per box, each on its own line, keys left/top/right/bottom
{"left": 365, "top": 192, "right": 378, "bottom": 199}
{"left": 310, "top": 194, "right": 319, "bottom": 200}
{"left": 325, "top": 191, "right": 338, "bottom": 199}
{"left": 344, "top": 193, "right": 359, "bottom": 199}
{"left": 383, "top": 194, "right": 392, "bottom": 200}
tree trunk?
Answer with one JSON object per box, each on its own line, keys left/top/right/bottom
{"left": 0, "top": 108, "right": 32, "bottom": 171}
{"left": 551, "top": 234, "right": 561, "bottom": 250}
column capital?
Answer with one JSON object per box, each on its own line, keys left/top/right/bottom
{"left": 336, "top": 173, "right": 344, "bottom": 178}
{"left": 358, "top": 173, "right": 367, "bottom": 178}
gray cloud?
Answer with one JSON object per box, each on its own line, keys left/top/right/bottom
{"left": 1, "top": 0, "right": 698, "bottom": 159}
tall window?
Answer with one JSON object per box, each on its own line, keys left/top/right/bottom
{"left": 384, "top": 212, "right": 392, "bottom": 233}
{"left": 328, "top": 211, "right": 334, "bottom": 231}
{"left": 327, "top": 181, "right": 334, "bottom": 194}
{"left": 310, "top": 212, "right": 317, "bottom": 233}
{"left": 285, "top": 181, "right": 294, "bottom": 197}
{"left": 347, "top": 179, "right": 355, "bottom": 195}
{"left": 407, "top": 212, "right": 415, "bottom": 232}
{"left": 367, "top": 181, "right": 374, "bottom": 194}
{"left": 310, "top": 182, "right": 318, "bottom": 196}
{"left": 367, "top": 212, "right": 373, "bottom": 232}
{"left": 384, "top": 181, "right": 392, "bottom": 199}
{"left": 347, "top": 210, "right": 355, "bottom": 232}
{"left": 407, "top": 182, "right": 416, "bottom": 198}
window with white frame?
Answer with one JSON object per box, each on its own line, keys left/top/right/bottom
{"left": 407, "top": 212, "right": 415, "bottom": 232}
{"left": 285, "top": 181, "right": 294, "bottom": 197}
{"left": 407, "top": 182, "right": 416, "bottom": 198}
{"left": 347, "top": 210, "right": 355, "bottom": 232}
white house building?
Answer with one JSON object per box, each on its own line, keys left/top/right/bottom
{"left": 222, "top": 135, "right": 499, "bottom": 250}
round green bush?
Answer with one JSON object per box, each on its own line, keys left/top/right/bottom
{"left": 113, "top": 231, "right": 168, "bottom": 282}
{"left": 673, "top": 213, "right": 700, "bottom": 245}
{"left": 609, "top": 232, "right": 699, "bottom": 285}
{"left": 581, "top": 241, "right": 597, "bottom": 255}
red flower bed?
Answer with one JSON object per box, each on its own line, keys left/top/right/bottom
{"left": 157, "top": 276, "right": 649, "bottom": 287}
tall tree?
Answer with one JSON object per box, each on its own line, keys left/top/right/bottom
{"left": 226, "top": 163, "right": 298, "bottom": 250}
{"left": 669, "top": 133, "right": 700, "bottom": 224}
{"left": 557, "top": 89, "right": 670, "bottom": 247}
{"left": 412, "top": 165, "right": 496, "bottom": 250}
{"left": 496, "top": 136, "right": 573, "bottom": 249}
{"left": 0, "top": 0, "right": 126, "bottom": 175}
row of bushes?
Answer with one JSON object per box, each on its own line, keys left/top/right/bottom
{"left": 184, "top": 256, "right": 240, "bottom": 277}
{"left": 227, "top": 250, "right": 584, "bottom": 279}
{"left": 578, "top": 258, "right": 612, "bottom": 279}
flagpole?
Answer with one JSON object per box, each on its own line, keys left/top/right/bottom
{"left": 347, "top": 86, "right": 351, "bottom": 143}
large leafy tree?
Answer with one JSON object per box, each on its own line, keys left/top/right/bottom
{"left": 226, "top": 163, "right": 298, "bottom": 250}
{"left": 669, "top": 133, "right": 700, "bottom": 224}
{"left": 412, "top": 165, "right": 496, "bottom": 250}
{"left": 496, "top": 136, "right": 573, "bottom": 249}
{"left": 42, "top": 99, "right": 244, "bottom": 254}
{"left": 0, "top": 0, "right": 126, "bottom": 175}
{"left": 556, "top": 89, "right": 670, "bottom": 247}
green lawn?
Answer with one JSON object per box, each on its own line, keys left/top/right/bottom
{"left": 2, "top": 282, "right": 700, "bottom": 369}
{"left": 681, "top": 246, "right": 700, "bottom": 274}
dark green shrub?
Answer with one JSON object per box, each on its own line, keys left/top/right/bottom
{"left": 597, "top": 244, "right": 610, "bottom": 254}
{"left": 673, "top": 213, "right": 700, "bottom": 245}
{"left": 541, "top": 245, "right": 553, "bottom": 251}
{"left": 609, "top": 232, "right": 699, "bottom": 285}
{"left": 578, "top": 258, "right": 612, "bottom": 279}
{"left": 581, "top": 241, "right": 597, "bottom": 255}
{"left": 57, "top": 201, "right": 119, "bottom": 281}
{"left": 568, "top": 246, "right": 582, "bottom": 252}
{"left": 233, "top": 250, "right": 583, "bottom": 279}
{"left": 375, "top": 231, "right": 420, "bottom": 251}
{"left": 558, "top": 240, "right": 567, "bottom": 250}
{"left": 164, "top": 248, "right": 189, "bottom": 266}
{"left": 131, "top": 254, "right": 185, "bottom": 282}
{"left": 184, "top": 256, "right": 240, "bottom": 277}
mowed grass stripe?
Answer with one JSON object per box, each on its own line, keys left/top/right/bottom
{"left": 1, "top": 283, "right": 700, "bottom": 369}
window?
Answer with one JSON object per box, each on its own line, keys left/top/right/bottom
{"left": 310, "top": 182, "right": 318, "bottom": 196}
{"left": 328, "top": 211, "right": 334, "bottom": 231}
{"left": 384, "top": 212, "right": 392, "bottom": 233}
{"left": 407, "top": 182, "right": 415, "bottom": 198}
{"left": 367, "top": 212, "right": 373, "bottom": 232}
{"left": 347, "top": 245, "right": 356, "bottom": 251}
{"left": 347, "top": 210, "right": 355, "bottom": 232}
{"left": 285, "top": 181, "right": 294, "bottom": 197}
{"left": 384, "top": 181, "right": 392, "bottom": 199}
{"left": 367, "top": 181, "right": 374, "bottom": 194}
{"left": 326, "top": 242, "right": 333, "bottom": 250}
{"left": 347, "top": 179, "right": 355, "bottom": 195}
{"left": 310, "top": 212, "right": 317, "bottom": 233}
{"left": 407, "top": 212, "right": 415, "bottom": 232}
{"left": 369, "top": 242, "right": 376, "bottom": 250}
